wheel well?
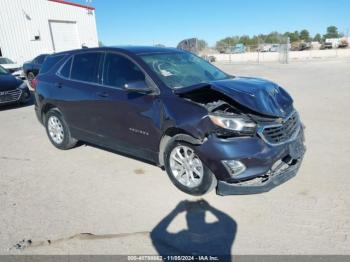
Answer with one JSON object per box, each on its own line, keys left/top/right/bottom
{"left": 158, "top": 128, "right": 203, "bottom": 167}
{"left": 41, "top": 104, "right": 57, "bottom": 122}
{"left": 164, "top": 127, "right": 191, "bottom": 138}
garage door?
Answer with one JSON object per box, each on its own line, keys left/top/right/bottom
{"left": 49, "top": 21, "right": 80, "bottom": 52}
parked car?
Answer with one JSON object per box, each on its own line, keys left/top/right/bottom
{"left": 321, "top": 42, "right": 333, "bottom": 49}
{"left": 34, "top": 47, "right": 305, "bottom": 196}
{"left": 208, "top": 55, "right": 216, "bottom": 62}
{"left": 23, "top": 54, "right": 49, "bottom": 85}
{"left": 257, "top": 44, "right": 271, "bottom": 52}
{"left": 0, "top": 57, "right": 22, "bottom": 78}
{"left": 338, "top": 38, "right": 349, "bottom": 48}
{"left": 232, "top": 44, "right": 246, "bottom": 53}
{"left": 0, "top": 65, "right": 31, "bottom": 106}
{"left": 291, "top": 42, "right": 311, "bottom": 51}
{"left": 324, "top": 38, "right": 340, "bottom": 49}
{"left": 269, "top": 44, "right": 280, "bottom": 52}
{"left": 201, "top": 55, "right": 216, "bottom": 63}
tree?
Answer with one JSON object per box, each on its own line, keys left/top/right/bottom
{"left": 214, "top": 27, "right": 340, "bottom": 51}
{"left": 264, "top": 31, "right": 280, "bottom": 43}
{"left": 197, "top": 39, "right": 208, "bottom": 51}
{"left": 300, "top": 29, "right": 310, "bottom": 41}
{"left": 323, "top": 26, "right": 340, "bottom": 39}
{"left": 98, "top": 41, "right": 105, "bottom": 47}
{"left": 288, "top": 31, "right": 300, "bottom": 43}
{"left": 283, "top": 31, "right": 299, "bottom": 43}
{"left": 313, "top": 33, "right": 322, "bottom": 43}
{"left": 239, "top": 35, "right": 251, "bottom": 46}
{"left": 215, "top": 36, "right": 239, "bottom": 52}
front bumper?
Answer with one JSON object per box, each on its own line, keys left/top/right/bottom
{"left": 216, "top": 157, "right": 303, "bottom": 195}
{"left": 195, "top": 127, "right": 306, "bottom": 195}
{"left": 0, "top": 86, "right": 31, "bottom": 106}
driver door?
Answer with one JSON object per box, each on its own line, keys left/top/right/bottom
{"left": 92, "top": 52, "right": 162, "bottom": 160}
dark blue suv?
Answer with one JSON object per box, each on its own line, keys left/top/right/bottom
{"left": 34, "top": 47, "right": 305, "bottom": 196}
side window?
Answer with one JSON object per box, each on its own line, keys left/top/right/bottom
{"left": 40, "top": 55, "right": 65, "bottom": 74}
{"left": 59, "top": 57, "right": 72, "bottom": 78}
{"left": 71, "top": 52, "right": 102, "bottom": 83}
{"left": 103, "top": 53, "right": 145, "bottom": 88}
{"left": 36, "top": 55, "right": 47, "bottom": 65}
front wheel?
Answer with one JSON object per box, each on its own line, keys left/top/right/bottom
{"left": 164, "top": 141, "right": 216, "bottom": 196}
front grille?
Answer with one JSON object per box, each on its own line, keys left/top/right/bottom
{"left": 0, "top": 89, "right": 22, "bottom": 104}
{"left": 259, "top": 111, "right": 300, "bottom": 145}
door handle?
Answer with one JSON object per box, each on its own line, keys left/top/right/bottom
{"left": 96, "top": 91, "right": 109, "bottom": 98}
{"left": 55, "top": 82, "right": 62, "bottom": 89}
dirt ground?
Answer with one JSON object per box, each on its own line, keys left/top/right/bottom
{"left": 0, "top": 58, "right": 349, "bottom": 255}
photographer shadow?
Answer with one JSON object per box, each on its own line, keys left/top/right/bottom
{"left": 151, "top": 199, "right": 236, "bottom": 257}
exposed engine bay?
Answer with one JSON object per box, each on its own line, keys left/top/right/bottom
{"left": 179, "top": 87, "right": 243, "bottom": 113}
{"left": 179, "top": 86, "right": 277, "bottom": 117}
{"left": 177, "top": 86, "right": 280, "bottom": 138}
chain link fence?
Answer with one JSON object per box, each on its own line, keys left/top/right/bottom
{"left": 202, "top": 36, "right": 291, "bottom": 64}
{"left": 206, "top": 47, "right": 348, "bottom": 64}
{"left": 175, "top": 37, "right": 350, "bottom": 64}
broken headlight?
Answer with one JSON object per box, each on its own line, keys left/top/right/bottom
{"left": 209, "top": 114, "right": 256, "bottom": 136}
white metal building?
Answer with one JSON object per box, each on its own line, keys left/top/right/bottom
{"left": 0, "top": 0, "right": 98, "bottom": 64}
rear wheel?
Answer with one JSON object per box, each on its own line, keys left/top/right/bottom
{"left": 164, "top": 141, "right": 216, "bottom": 196}
{"left": 45, "top": 109, "right": 77, "bottom": 150}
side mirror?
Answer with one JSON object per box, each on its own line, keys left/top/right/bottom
{"left": 124, "top": 80, "right": 152, "bottom": 94}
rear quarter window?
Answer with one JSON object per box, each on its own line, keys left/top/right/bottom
{"left": 40, "top": 55, "right": 65, "bottom": 74}
{"left": 58, "top": 57, "right": 73, "bottom": 78}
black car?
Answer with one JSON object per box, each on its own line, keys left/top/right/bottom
{"left": 23, "top": 54, "right": 49, "bottom": 84}
{"left": 0, "top": 65, "right": 31, "bottom": 106}
{"left": 34, "top": 47, "right": 305, "bottom": 196}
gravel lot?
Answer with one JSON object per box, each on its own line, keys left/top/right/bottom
{"left": 1, "top": 59, "right": 350, "bottom": 255}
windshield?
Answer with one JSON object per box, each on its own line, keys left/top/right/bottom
{"left": 0, "top": 58, "right": 14, "bottom": 64}
{"left": 0, "top": 66, "right": 8, "bottom": 75}
{"left": 140, "top": 52, "right": 229, "bottom": 89}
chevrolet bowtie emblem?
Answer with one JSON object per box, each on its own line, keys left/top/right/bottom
{"left": 276, "top": 118, "right": 284, "bottom": 124}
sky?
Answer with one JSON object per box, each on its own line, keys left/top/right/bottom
{"left": 86, "top": 0, "right": 350, "bottom": 47}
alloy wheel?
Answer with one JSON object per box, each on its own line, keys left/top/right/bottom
{"left": 169, "top": 145, "right": 204, "bottom": 188}
{"left": 48, "top": 116, "right": 64, "bottom": 144}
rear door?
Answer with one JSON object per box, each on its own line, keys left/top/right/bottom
{"left": 55, "top": 51, "right": 104, "bottom": 140}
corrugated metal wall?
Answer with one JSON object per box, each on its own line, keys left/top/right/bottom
{"left": 0, "top": 0, "right": 98, "bottom": 64}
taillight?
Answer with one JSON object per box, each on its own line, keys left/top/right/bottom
{"left": 31, "top": 77, "right": 38, "bottom": 90}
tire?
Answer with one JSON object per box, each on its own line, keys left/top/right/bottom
{"left": 45, "top": 109, "right": 77, "bottom": 150}
{"left": 164, "top": 140, "right": 216, "bottom": 196}
{"left": 27, "top": 72, "right": 35, "bottom": 85}
{"left": 19, "top": 89, "right": 31, "bottom": 105}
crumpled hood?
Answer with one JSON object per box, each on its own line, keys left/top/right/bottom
{"left": 0, "top": 74, "right": 23, "bottom": 91}
{"left": 175, "top": 77, "right": 294, "bottom": 118}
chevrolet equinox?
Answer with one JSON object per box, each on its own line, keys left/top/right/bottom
{"left": 34, "top": 47, "right": 306, "bottom": 196}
